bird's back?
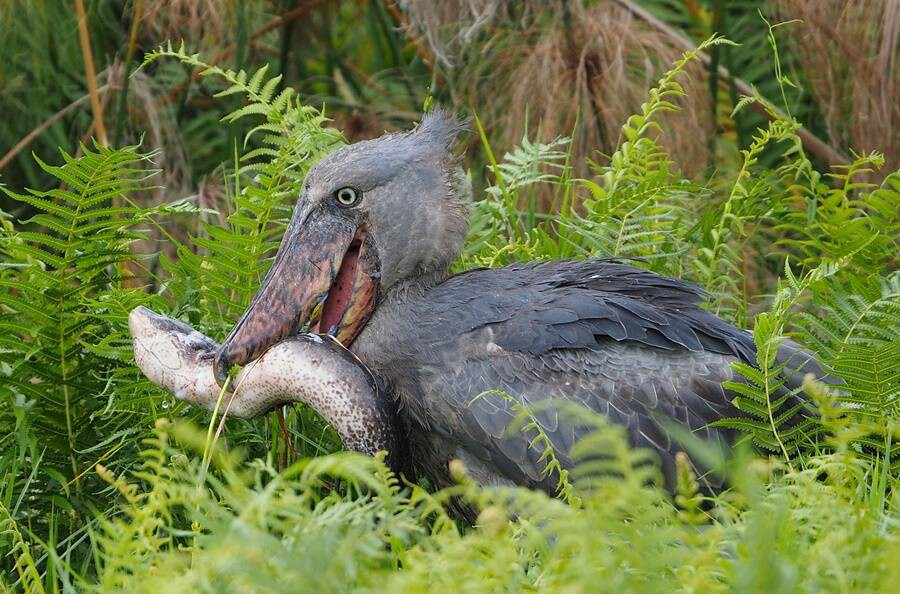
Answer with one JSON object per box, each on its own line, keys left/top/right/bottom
{"left": 357, "top": 260, "right": 826, "bottom": 491}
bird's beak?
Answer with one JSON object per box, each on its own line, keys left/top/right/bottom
{"left": 213, "top": 201, "right": 380, "bottom": 385}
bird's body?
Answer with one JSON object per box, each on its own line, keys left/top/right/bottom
{"left": 352, "top": 259, "right": 818, "bottom": 489}
{"left": 210, "top": 110, "right": 828, "bottom": 493}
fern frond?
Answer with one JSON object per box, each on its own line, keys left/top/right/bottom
{"left": 483, "top": 134, "right": 570, "bottom": 199}
{"left": 799, "top": 271, "right": 900, "bottom": 356}
{"left": 776, "top": 158, "right": 898, "bottom": 273}
{"left": 0, "top": 143, "right": 164, "bottom": 540}
{"left": 713, "top": 260, "right": 844, "bottom": 458}
{"left": 471, "top": 391, "right": 582, "bottom": 507}
{"left": 141, "top": 45, "right": 343, "bottom": 327}
{"left": 832, "top": 342, "right": 900, "bottom": 419}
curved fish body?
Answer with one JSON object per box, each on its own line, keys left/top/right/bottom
{"left": 128, "top": 306, "right": 397, "bottom": 458}
{"left": 208, "top": 112, "right": 834, "bottom": 495}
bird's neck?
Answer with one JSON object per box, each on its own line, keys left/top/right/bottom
{"left": 350, "top": 272, "right": 443, "bottom": 374}
{"left": 387, "top": 269, "right": 446, "bottom": 299}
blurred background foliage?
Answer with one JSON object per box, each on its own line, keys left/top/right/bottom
{"left": 0, "top": 1, "right": 898, "bottom": 591}
{"left": 2, "top": 0, "right": 897, "bottom": 205}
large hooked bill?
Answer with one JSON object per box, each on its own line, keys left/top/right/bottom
{"left": 212, "top": 208, "right": 381, "bottom": 386}
{"left": 128, "top": 306, "right": 396, "bottom": 456}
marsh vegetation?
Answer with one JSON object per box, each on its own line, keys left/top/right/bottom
{"left": 1, "top": 1, "right": 898, "bottom": 592}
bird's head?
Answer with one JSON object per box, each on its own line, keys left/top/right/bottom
{"left": 213, "top": 110, "right": 469, "bottom": 383}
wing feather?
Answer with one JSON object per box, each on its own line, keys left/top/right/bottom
{"left": 393, "top": 259, "right": 826, "bottom": 491}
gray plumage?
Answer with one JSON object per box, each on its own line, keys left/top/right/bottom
{"left": 353, "top": 259, "right": 822, "bottom": 490}
{"left": 216, "top": 109, "right": 828, "bottom": 495}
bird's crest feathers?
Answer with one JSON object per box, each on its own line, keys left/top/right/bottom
{"left": 412, "top": 108, "right": 469, "bottom": 151}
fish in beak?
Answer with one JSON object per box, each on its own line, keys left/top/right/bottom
{"left": 213, "top": 201, "right": 380, "bottom": 385}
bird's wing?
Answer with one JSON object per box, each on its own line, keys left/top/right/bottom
{"left": 404, "top": 260, "right": 825, "bottom": 488}
{"left": 419, "top": 259, "right": 757, "bottom": 360}
{"left": 417, "top": 338, "right": 742, "bottom": 491}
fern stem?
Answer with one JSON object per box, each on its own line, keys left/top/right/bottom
{"left": 60, "top": 148, "right": 118, "bottom": 485}
{"left": 761, "top": 338, "right": 792, "bottom": 465}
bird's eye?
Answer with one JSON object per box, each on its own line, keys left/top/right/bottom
{"left": 334, "top": 186, "right": 360, "bottom": 207}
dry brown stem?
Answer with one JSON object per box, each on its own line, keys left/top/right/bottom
{"left": 74, "top": 0, "right": 108, "bottom": 146}
{"left": 0, "top": 84, "right": 111, "bottom": 171}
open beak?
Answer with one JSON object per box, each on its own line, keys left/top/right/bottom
{"left": 213, "top": 202, "right": 380, "bottom": 385}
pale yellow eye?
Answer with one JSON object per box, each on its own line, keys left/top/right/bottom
{"left": 335, "top": 186, "right": 360, "bottom": 206}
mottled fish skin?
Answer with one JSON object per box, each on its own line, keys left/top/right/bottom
{"left": 203, "top": 111, "right": 838, "bottom": 508}
{"left": 129, "top": 306, "right": 396, "bottom": 457}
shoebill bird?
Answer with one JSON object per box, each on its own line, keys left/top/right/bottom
{"left": 212, "top": 110, "right": 825, "bottom": 491}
